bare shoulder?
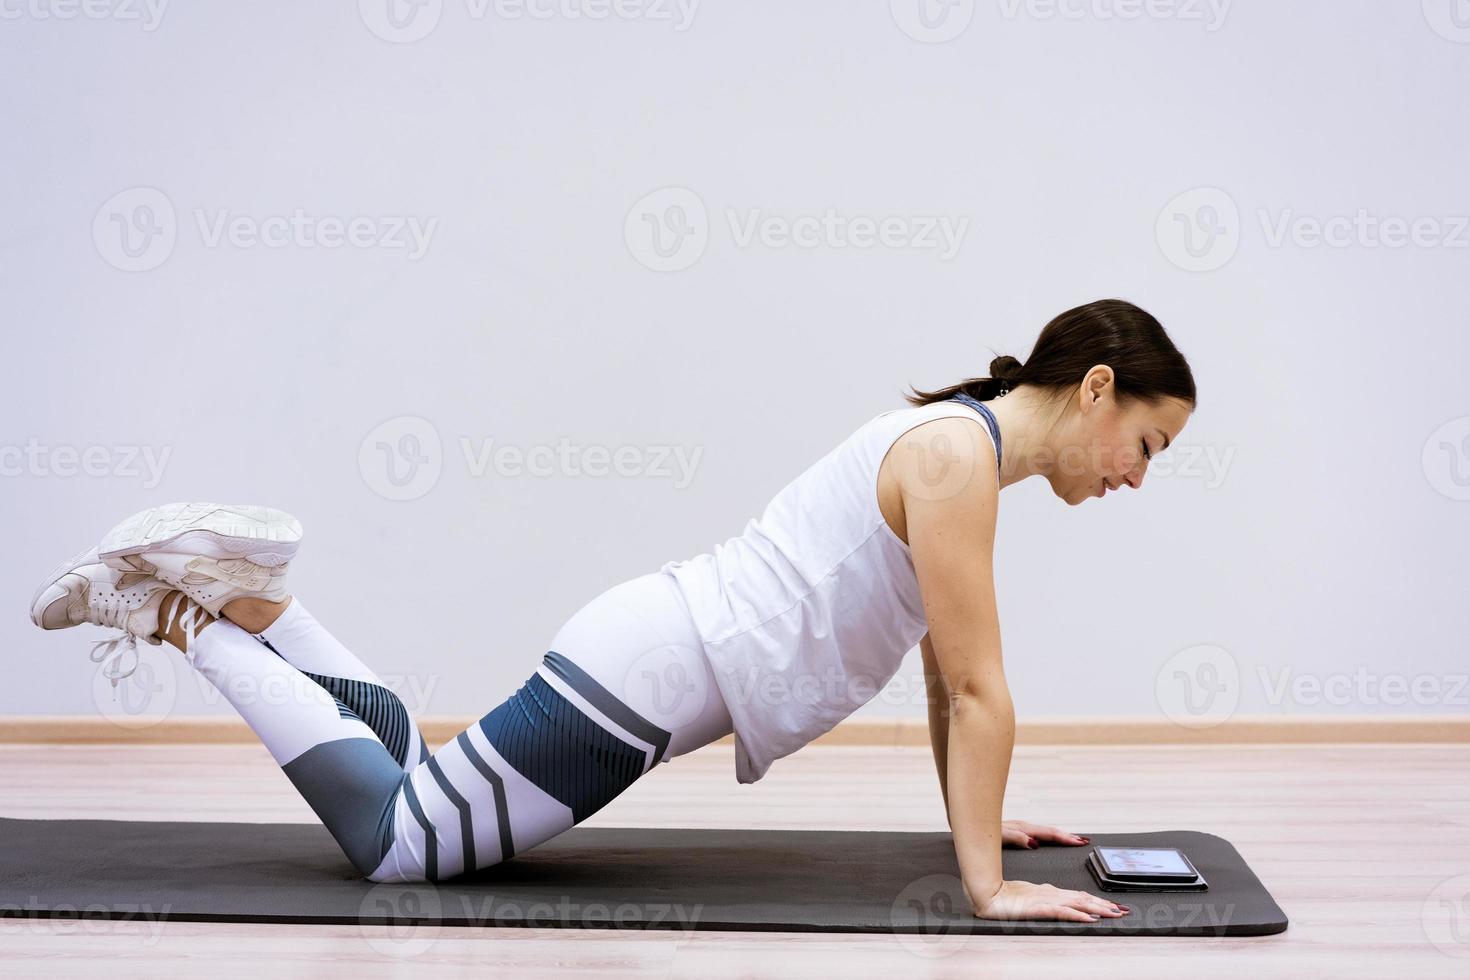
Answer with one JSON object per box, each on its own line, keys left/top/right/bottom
{"left": 877, "top": 415, "right": 998, "bottom": 545}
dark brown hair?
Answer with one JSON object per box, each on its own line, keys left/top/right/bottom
{"left": 905, "top": 299, "right": 1198, "bottom": 407}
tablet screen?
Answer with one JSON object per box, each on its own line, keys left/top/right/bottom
{"left": 1097, "top": 847, "right": 1192, "bottom": 876}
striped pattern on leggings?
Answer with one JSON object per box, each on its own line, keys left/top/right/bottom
{"left": 369, "top": 651, "right": 671, "bottom": 881}
{"left": 180, "top": 578, "right": 722, "bottom": 885}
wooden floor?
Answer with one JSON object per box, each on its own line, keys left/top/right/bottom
{"left": 1, "top": 741, "right": 1465, "bottom": 978}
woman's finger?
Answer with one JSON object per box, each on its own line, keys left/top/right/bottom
{"left": 1004, "top": 822, "right": 1046, "bottom": 847}
{"left": 1000, "top": 827, "right": 1030, "bottom": 848}
{"left": 1071, "top": 894, "right": 1126, "bottom": 916}
{"left": 1040, "top": 904, "right": 1097, "bottom": 923}
{"left": 1055, "top": 831, "right": 1090, "bottom": 845}
{"left": 1033, "top": 824, "right": 1091, "bottom": 846}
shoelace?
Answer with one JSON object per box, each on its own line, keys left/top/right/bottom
{"left": 90, "top": 634, "right": 140, "bottom": 687}
{"left": 87, "top": 583, "right": 150, "bottom": 686}
{"left": 90, "top": 592, "right": 207, "bottom": 688}
{"left": 164, "top": 593, "right": 207, "bottom": 661}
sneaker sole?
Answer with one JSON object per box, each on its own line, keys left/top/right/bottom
{"left": 98, "top": 503, "right": 302, "bottom": 568}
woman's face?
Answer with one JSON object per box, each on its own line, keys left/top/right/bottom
{"left": 1047, "top": 367, "right": 1194, "bottom": 505}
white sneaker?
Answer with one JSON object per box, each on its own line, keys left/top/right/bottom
{"left": 29, "top": 547, "right": 175, "bottom": 682}
{"left": 99, "top": 502, "right": 301, "bottom": 616}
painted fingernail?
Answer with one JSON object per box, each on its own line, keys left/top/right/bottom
{"left": 1027, "top": 839, "right": 1038, "bottom": 848}
{"left": 1089, "top": 914, "right": 1100, "bottom": 920}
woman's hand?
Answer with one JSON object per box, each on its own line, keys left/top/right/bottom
{"left": 1001, "top": 819, "right": 1090, "bottom": 849}
{"left": 968, "top": 879, "right": 1130, "bottom": 922}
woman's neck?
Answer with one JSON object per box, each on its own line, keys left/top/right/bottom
{"left": 981, "top": 386, "right": 1061, "bottom": 489}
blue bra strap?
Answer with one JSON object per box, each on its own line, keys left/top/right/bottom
{"left": 947, "top": 393, "right": 1003, "bottom": 475}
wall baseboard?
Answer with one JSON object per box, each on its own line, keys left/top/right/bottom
{"left": 1, "top": 715, "right": 1465, "bottom": 746}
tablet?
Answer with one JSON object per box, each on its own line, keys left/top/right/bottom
{"left": 1095, "top": 846, "right": 1199, "bottom": 881}
{"left": 1085, "top": 849, "right": 1210, "bottom": 892}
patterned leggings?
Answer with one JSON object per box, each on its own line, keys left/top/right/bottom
{"left": 186, "top": 572, "right": 733, "bottom": 881}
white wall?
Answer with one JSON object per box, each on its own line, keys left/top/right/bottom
{"left": 3, "top": 1, "right": 1467, "bottom": 729}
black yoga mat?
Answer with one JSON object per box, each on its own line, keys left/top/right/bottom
{"left": 0, "top": 818, "right": 1286, "bottom": 936}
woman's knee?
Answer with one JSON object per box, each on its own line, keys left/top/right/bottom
{"left": 278, "top": 739, "right": 407, "bottom": 881}
{"left": 364, "top": 865, "right": 427, "bottom": 884}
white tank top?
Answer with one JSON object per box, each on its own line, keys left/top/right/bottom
{"left": 660, "top": 399, "right": 1001, "bottom": 783}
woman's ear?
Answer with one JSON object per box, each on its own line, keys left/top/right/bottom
{"left": 1080, "top": 364, "right": 1115, "bottom": 409}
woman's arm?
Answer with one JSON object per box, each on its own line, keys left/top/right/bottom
{"left": 892, "top": 416, "right": 1125, "bottom": 924}
{"left": 926, "top": 634, "right": 1092, "bottom": 848}
{"left": 894, "top": 417, "right": 1013, "bottom": 904}
{"left": 919, "top": 633, "right": 952, "bottom": 823}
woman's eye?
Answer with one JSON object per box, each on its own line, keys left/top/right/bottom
{"left": 1141, "top": 440, "right": 1152, "bottom": 461}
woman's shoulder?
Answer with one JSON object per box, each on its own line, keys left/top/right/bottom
{"left": 868, "top": 401, "right": 998, "bottom": 467}
{"left": 882, "top": 414, "right": 997, "bottom": 492}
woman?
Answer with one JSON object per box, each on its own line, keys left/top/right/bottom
{"left": 29, "top": 298, "right": 1195, "bottom": 924}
